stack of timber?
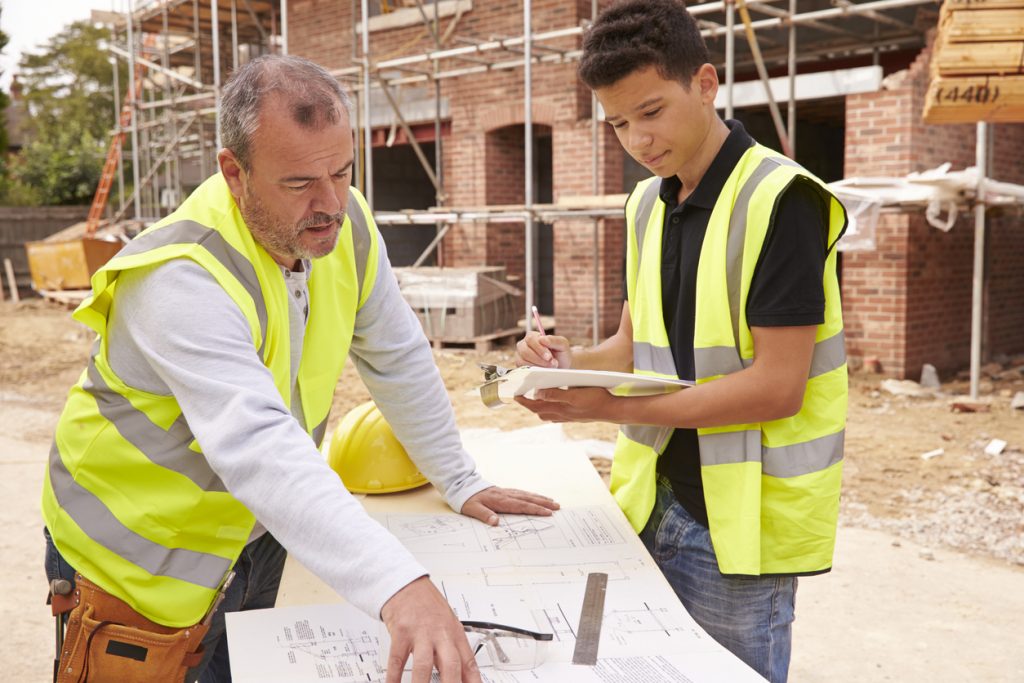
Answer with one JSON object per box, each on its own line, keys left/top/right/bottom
{"left": 924, "top": 0, "right": 1024, "bottom": 123}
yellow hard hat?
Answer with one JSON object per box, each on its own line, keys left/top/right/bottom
{"left": 327, "top": 401, "right": 429, "bottom": 494}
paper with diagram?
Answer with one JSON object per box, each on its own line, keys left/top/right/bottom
{"left": 226, "top": 602, "right": 386, "bottom": 682}
{"left": 479, "top": 366, "right": 692, "bottom": 406}
{"left": 228, "top": 503, "right": 762, "bottom": 682}
{"left": 226, "top": 427, "right": 764, "bottom": 682}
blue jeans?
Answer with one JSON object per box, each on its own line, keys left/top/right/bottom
{"left": 44, "top": 527, "right": 287, "bottom": 683}
{"left": 639, "top": 480, "right": 797, "bottom": 683}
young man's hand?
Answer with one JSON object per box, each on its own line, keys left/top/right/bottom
{"left": 515, "top": 331, "right": 572, "bottom": 369}
{"left": 381, "top": 576, "right": 481, "bottom": 683}
{"left": 460, "top": 486, "right": 560, "bottom": 526}
{"left": 515, "top": 387, "right": 620, "bottom": 424}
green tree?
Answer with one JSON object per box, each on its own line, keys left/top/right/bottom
{"left": 0, "top": 4, "right": 12, "bottom": 196}
{"left": 9, "top": 20, "right": 126, "bottom": 205}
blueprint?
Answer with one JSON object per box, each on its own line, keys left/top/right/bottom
{"left": 227, "top": 600, "right": 754, "bottom": 683}
{"left": 374, "top": 505, "right": 629, "bottom": 573}
{"left": 228, "top": 506, "right": 736, "bottom": 681}
{"left": 226, "top": 427, "right": 766, "bottom": 682}
{"left": 226, "top": 603, "right": 387, "bottom": 683}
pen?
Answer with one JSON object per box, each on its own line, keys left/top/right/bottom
{"left": 531, "top": 305, "right": 546, "bottom": 335}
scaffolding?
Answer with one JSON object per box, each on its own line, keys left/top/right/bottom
{"left": 98, "top": 0, "right": 938, "bottom": 341}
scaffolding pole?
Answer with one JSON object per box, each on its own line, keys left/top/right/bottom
{"left": 589, "top": 0, "right": 602, "bottom": 343}
{"left": 231, "top": 0, "right": 239, "bottom": 70}
{"left": 127, "top": 0, "right": 142, "bottom": 220}
{"left": 736, "top": 0, "right": 792, "bottom": 157}
{"left": 361, "top": 0, "right": 373, "bottom": 209}
{"left": 111, "top": 54, "right": 126, "bottom": 217}
{"left": 969, "top": 123, "right": 988, "bottom": 400}
{"left": 702, "top": 0, "right": 936, "bottom": 39}
{"left": 98, "top": 0, "right": 938, "bottom": 346}
{"left": 788, "top": 0, "right": 796, "bottom": 157}
{"left": 432, "top": 0, "right": 444, "bottom": 211}
{"left": 281, "top": 0, "right": 288, "bottom": 54}
{"left": 524, "top": 0, "right": 535, "bottom": 333}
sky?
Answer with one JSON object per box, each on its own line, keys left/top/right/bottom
{"left": 1, "top": 0, "right": 127, "bottom": 90}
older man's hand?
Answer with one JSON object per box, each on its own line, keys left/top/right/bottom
{"left": 460, "top": 486, "right": 560, "bottom": 526}
{"left": 382, "top": 576, "right": 481, "bottom": 683}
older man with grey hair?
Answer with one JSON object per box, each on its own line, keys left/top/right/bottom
{"left": 42, "top": 54, "right": 557, "bottom": 683}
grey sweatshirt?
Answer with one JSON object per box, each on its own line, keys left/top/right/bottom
{"left": 105, "top": 237, "right": 490, "bottom": 619}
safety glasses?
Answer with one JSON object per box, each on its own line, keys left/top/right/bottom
{"left": 461, "top": 620, "right": 553, "bottom": 671}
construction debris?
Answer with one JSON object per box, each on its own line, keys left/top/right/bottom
{"left": 951, "top": 400, "right": 993, "bottom": 413}
{"left": 984, "top": 438, "right": 1008, "bottom": 456}
{"left": 920, "top": 363, "right": 941, "bottom": 389}
{"left": 881, "top": 378, "right": 937, "bottom": 399}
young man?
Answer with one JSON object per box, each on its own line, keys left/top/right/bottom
{"left": 43, "top": 55, "right": 557, "bottom": 683}
{"left": 515, "top": 1, "right": 847, "bottom": 681}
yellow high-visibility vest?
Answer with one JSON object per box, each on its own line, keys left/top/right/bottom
{"left": 611, "top": 143, "right": 848, "bottom": 575}
{"left": 41, "top": 174, "right": 380, "bottom": 626}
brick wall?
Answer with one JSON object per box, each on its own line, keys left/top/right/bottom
{"left": 289, "top": 0, "right": 624, "bottom": 341}
{"left": 842, "top": 42, "right": 1024, "bottom": 379}
{"left": 285, "top": 2, "right": 1022, "bottom": 362}
{"left": 551, "top": 122, "right": 627, "bottom": 340}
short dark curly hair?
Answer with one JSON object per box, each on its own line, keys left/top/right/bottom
{"left": 579, "top": 0, "right": 710, "bottom": 90}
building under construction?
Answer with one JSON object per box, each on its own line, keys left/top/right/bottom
{"left": 94, "top": 0, "right": 1024, "bottom": 379}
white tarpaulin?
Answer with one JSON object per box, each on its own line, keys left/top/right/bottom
{"left": 830, "top": 163, "right": 1024, "bottom": 251}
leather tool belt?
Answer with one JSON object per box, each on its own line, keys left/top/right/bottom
{"left": 51, "top": 573, "right": 210, "bottom": 683}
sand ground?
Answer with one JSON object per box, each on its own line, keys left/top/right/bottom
{"left": 1, "top": 299, "right": 1022, "bottom": 681}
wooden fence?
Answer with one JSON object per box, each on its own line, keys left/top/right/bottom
{"left": 0, "top": 206, "right": 90, "bottom": 296}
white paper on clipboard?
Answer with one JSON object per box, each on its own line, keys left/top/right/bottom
{"left": 481, "top": 366, "right": 693, "bottom": 405}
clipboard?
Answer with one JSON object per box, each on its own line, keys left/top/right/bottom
{"left": 478, "top": 365, "right": 692, "bottom": 407}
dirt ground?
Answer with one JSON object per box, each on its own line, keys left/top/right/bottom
{"left": 2, "top": 298, "right": 1022, "bottom": 681}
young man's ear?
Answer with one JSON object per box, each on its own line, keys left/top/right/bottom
{"left": 696, "top": 63, "right": 720, "bottom": 105}
{"left": 218, "top": 148, "right": 246, "bottom": 199}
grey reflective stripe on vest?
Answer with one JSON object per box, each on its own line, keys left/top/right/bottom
{"left": 695, "top": 331, "right": 845, "bottom": 381}
{"left": 626, "top": 182, "right": 676, "bottom": 450}
{"left": 311, "top": 417, "right": 329, "bottom": 449}
{"left": 697, "top": 428, "right": 844, "bottom": 476}
{"left": 698, "top": 429, "right": 762, "bottom": 465}
{"left": 693, "top": 155, "right": 845, "bottom": 381}
{"left": 694, "top": 346, "right": 748, "bottom": 379}
{"left": 810, "top": 330, "right": 846, "bottom": 378}
{"left": 633, "top": 180, "right": 663, "bottom": 262}
{"left": 118, "top": 220, "right": 269, "bottom": 357}
{"left": 692, "top": 141, "right": 760, "bottom": 384}
{"left": 726, "top": 157, "right": 782, "bottom": 348}
{"left": 82, "top": 359, "right": 228, "bottom": 492}
{"left": 621, "top": 423, "right": 673, "bottom": 452}
{"left": 763, "top": 430, "right": 844, "bottom": 478}
{"left": 47, "top": 442, "right": 232, "bottom": 588}
{"left": 346, "top": 189, "right": 373, "bottom": 305}
{"left": 630, "top": 183, "right": 680, "bottom": 389}
{"left": 632, "top": 341, "right": 677, "bottom": 376}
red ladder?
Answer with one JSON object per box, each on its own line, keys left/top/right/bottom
{"left": 85, "top": 38, "right": 150, "bottom": 236}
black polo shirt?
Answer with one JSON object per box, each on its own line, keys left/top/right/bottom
{"left": 648, "top": 120, "right": 831, "bottom": 528}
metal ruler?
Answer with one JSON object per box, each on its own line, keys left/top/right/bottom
{"left": 572, "top": 572, "right": 608, "bottom": 665}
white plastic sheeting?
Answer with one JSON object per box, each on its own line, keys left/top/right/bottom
{"left": 829, "top": 163, "right": 1024, "bottom": 251}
